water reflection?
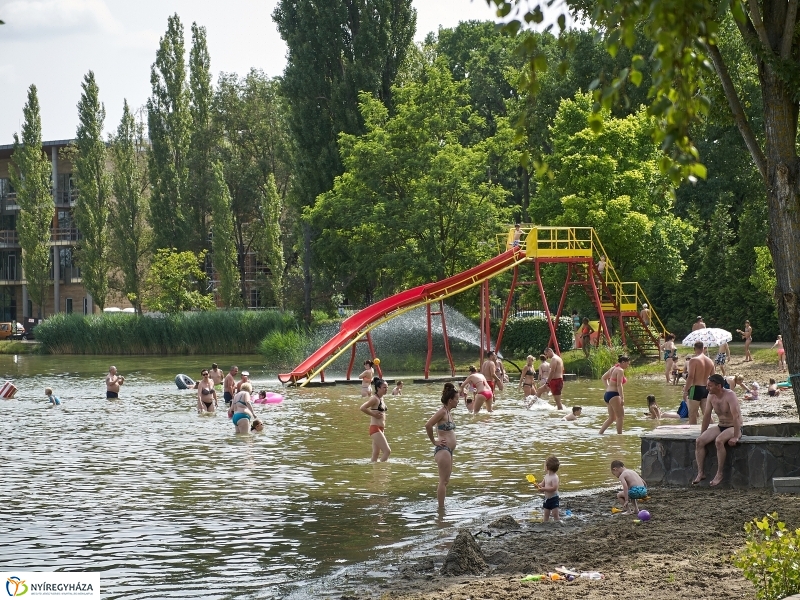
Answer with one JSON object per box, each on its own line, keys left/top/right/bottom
{"left": 0, "top": 354, "right": 680, "bottom": 598}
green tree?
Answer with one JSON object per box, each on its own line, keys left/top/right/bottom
{"left": 752, "top": 247, "right": 777, "bottom": 304}
{"left": 255, "top": 173, "right": 285, "bottom": 309}
{"left": 308, "top": 61, "right": 511, "bottom": 303}
{"left": 9, "top": 85, "right": 53, "bottom": 318}
{"left": 209, "top": 162, "right": 240, "bottom": 308}
{"left": 147, "top": 13, "right": 192, "bottom": 252}
{"left": 188, "top": 22, "right": 216, "bottom": 254}
{"left": 109, "top": 101, "right": 151, "bottom": 315}
{"left": 143, "top": 248, "right": 214, "bottom": 313}
{"left": 533, "top": 92, "right": 694, "bottom": 282}
{"left": 213, "top": 70, "right": 292, "bottom": 303}
{"left": 73, "top": 71, "right": 111, "bottom": 311}
{"left": 273, "top": 0, "right": 416, "bottom": 320}
{"left": 489, "top": 0, "right": 800, "bottom": 410}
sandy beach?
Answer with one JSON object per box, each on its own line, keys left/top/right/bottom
{"left": 329, "top": 353, "right": 799, "bottom": 600}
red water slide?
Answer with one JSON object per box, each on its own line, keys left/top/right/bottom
{"left": 278, "top": 247, "right": 527, "bottom": 385}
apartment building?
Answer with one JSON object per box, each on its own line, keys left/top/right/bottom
{"left": 0, "top": 139, "right": 97, "bottom": 320}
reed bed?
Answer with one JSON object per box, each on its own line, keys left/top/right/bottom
{"left": 36, "top": 310, "right": 297, "bottom": 355}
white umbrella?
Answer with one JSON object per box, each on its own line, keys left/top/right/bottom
{"left": 681, "top": 327, "right": 732, "bottom": 347}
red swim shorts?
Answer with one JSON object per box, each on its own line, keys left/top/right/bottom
{"left": 548, "top": 377, "right": 564, "bottom": 396}
{"left": 488, "top": 380, "right": 495, "bottom": 392}
{"left": 369, "top": 424, "right": 385, "bottom": 436}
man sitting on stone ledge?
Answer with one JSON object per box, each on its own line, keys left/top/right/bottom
{"left": 692, "top": 373, "right": 742, "bottom": 487}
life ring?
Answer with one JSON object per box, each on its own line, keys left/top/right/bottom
{"left": 175, "top": 374, "right": 196, "bottom": 390}
{"left": 254, "top": 391, "right": 284, "bottom": 404}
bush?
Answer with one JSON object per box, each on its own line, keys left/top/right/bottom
{"left": 501, "top": 316, "right": 574, "bottom": 358}
{"left": 586, "top": 337, "right": 628, "bottom": 378}
{"left": 36, "top": 310, "right": 297, "bottom": 355}
{"left": 258, "top": 330, "right": 306, "bottom": 370}
{"left": 733, "top": 513, "right": 800, "bottom": 600}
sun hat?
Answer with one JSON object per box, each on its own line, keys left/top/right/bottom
{"left": 241, "top": 371, "right": 250, "bottom": 377}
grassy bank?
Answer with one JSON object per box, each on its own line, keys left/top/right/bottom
{"left": 0, "top": 340, "right": 41, "bottom": 354}
{"left": 36, "top": 311, "right": 297, "bottom": 355}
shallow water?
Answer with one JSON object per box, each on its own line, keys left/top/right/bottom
{"left": 0, "top": 355, "right": 682, "bottom": 599}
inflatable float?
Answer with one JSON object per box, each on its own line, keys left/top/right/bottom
{"left": 254, "top": 391, "right": 284, "bottom": 404}
{"left": 175, "top": 374, "right": 196, "bottom": 390}
{"left": 0, "top": 381, "right": 17, "bottom": 398}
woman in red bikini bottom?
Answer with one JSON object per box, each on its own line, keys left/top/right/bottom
{"left": 459, "top": 366, "right": 493, "bottom": 413}
{"left": 360, "top": 376, "right": 391, "bottom": 462}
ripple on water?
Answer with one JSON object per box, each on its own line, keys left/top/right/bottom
{"left": 0, "top": 355, "right": 671, "bottom": 598}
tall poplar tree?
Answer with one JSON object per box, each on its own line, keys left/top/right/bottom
{"left": 209, "top": 162, "right": 240, "bottom": 308}
{"left": 110, "top": 101, "right": 151, "bottom": 315}
{"left": 73, "top": 70, "right": 111, "bottom": 311}
{"left": 188, "top": 22, "right": 216, "bottom": 254}
{"left": 256, "top": 173, "right": 285, "bottom": 309}
{"left": 9, "top": 85, "right": 53, "bottom": 318}
{"left": 273, "top": 0, "right": 416, "bottom": 320}
{"left": 147, "top": 13, "right": 192, "bottom": 252}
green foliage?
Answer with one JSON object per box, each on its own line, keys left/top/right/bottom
{"left": 143, "top": 248, "right": 214, "bottom": 313}
{"left": 751, "top": 247, "right": 777, "bottom": 304}
{"left": 9, "top": 84, "right": 53, "bottom": 317}
{"left": 254, "top": 173, "right": 286, "bottom": 309}
{"left": 109, "top": 101, "right": 151, "bottom": 315}
{"left": 187, "top": 22, "right": 216, "bottom": 254}
{"left": 501, "top": 316, "right": 573, "bottom": 358}
{"left": 307, "top": 60, "right": 511, "bottom": 303}
{"left": 147, "top": 13, "right": 192, "bottom": 252}
{"left": 586, "top": 337, "right": 628, "bottom": 379}
{"left": 533, "top": 92, "right": 695, "bottom": 282}
{"left": 36, "top": 310, "right": 296, "bottom": 355}
{"left": 73, "top": 70, "right": 111, "bottom": 310}
{"left": 213, "top": 70, "right": 292, "bottom": 304}
{"left": 258, "top": 330, "right": 305, "bottom": 370}
{"left": 733, "top": 513, "right": 800, "bottom": 600}
{"left": 209, "top": 161, "right": 241, "bottom": 308}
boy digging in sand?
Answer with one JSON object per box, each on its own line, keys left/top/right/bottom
{"left": 537, "top": 455, "right": 561, "bottom": 522}
{"left": 611, "top": 460, "right": 647, "bottom": 513}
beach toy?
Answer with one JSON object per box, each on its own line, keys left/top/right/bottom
{"left": 548, "top": 573, "right": 565, "bottom": 581}
{"left": 373, "top": 358, "right": 380, "bottom": 365}
{"left": 0, "top": 381, "right": 18, "bottom": 398}
{"left": 520, "top": 574, "right": 543, "bottom": 582}
{"left": 633, "top": 519, "right": 641, "bottom": 524}
{"left": 637, "top": 510, "right": 651, "bottom": 521}
{"left": 580, "top": 572, "right": 604, "bottom": 580}
{"left": 611, "top": 507, "right": 622, "bottom": 513}
{"left": 254, "top": 392, "right": 284, "bottom": 405}
{"left": 526, "top": 474, "right": 537, "bottom": 484}
{"left": 175, "top": 374, "right": 195, "bottom": 390}
{"left": 564, "top": 509, "right": 572, "bottom": 517}
{"left": 567, "top": 574, "right": 576, "bottom": 581}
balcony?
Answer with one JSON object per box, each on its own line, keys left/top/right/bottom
{"left": 0, "top": 228, "right": 81, "bottom": 247}
{"left": 0, "top": 189, "right": 77, "bottom": 211}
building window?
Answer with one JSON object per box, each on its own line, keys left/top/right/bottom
{"left": 27, "top": 299, "right": 32, "bottom": 317}
{"left": 65, "top": 298, "right": 73, "bottom": 314}
{"left": 83, "top": 297, "right": 88, "bottom": 315}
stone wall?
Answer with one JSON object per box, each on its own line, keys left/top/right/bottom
{"left": 641, "top": 420, "right": 800, "bottom": 488}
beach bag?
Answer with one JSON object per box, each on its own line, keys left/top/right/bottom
{"left": 677, "top": 400, "right": 688, "bottom": 419}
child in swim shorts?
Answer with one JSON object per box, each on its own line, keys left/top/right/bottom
{"left": 611, "top": 459, "right": 647, "bottom": 513}
{"left": 45, "top": 387, "right": 61, "bottom": 406}
{"left": 538, "top": 455, "right": 561, "bottom": 522}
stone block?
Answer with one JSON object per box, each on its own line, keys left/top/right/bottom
{"left": 773, "top": 477, "right": 800, "bottom": 494}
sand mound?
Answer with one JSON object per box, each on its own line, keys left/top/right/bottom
{"left": 440, "top": 529, "right": 488, "bottom": 576}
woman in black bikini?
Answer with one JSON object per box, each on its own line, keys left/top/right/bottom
{"left": 425, "top": 384, "right": 459, "bottom": 510}
{"left": 196, "top": 370, "right": 217, "bottom": 414}
{"left": 359, "top": 376, "right": 391, "bottom": 462}
{"left": 519, "top": 355, "right": 536, "bottom": 401}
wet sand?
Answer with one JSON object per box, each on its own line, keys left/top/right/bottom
{"left": 330, "top": 354, "right": 799, "bottom": 600}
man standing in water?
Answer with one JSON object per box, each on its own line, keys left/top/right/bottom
{"left": 544, "top": 347, "right": 565, "bottom": 410}
{"left": 105, "top": 366, "right": 124, "bottom": 399}
{"left": 692, "top": 374, "right": 742, "bottom": 487}
{"left": 481, "top": 351, "right": 501, "bottom": 395}
{"left": 223, "top": 365, "right": 238, "bottom": 406}
{"left": 209, "top": 363, "right": 224, "bottom": 388}
{"left": 683, "top": 341, "right": 715, "bottom": 424}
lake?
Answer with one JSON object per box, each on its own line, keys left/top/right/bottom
{"left": 0, "top": 354, "right": 680, "bottom": 599}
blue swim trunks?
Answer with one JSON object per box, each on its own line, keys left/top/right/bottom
{"left": 628, "top": 486, "right": 648, "bottom": 500}
{"left": 543, "top": 495, "right": 560, "bottom": 510}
